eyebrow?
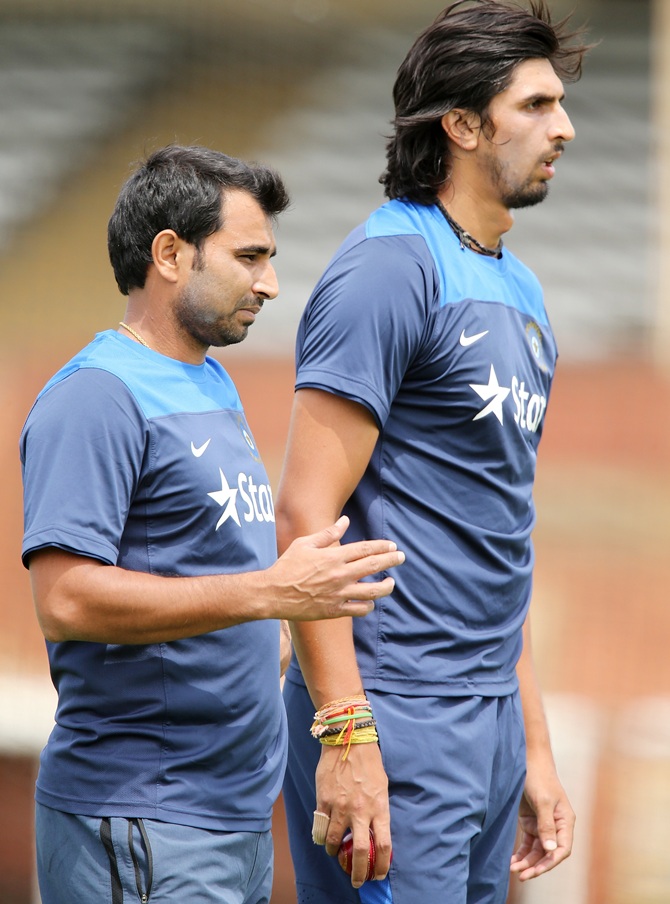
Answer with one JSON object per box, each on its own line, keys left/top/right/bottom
{"left": 523, "top": 91, "right": 566, "bottom": 106}
{"left": 236, "top": 244, "right": 277, "bottom": 258}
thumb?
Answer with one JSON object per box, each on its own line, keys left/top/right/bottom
{"left": 536, "top": 803, "right": 558, "bottom": 853}
{"left": 309, "top": 515, "right": 349, "bottom": 548}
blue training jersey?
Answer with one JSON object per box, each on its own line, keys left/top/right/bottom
{"left": 287, "top": 199, "right": 557, "bottom": 696}
{"left": 20, "top": 330, "right": 286, "bottom": 830}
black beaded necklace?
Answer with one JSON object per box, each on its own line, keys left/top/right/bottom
{"left": 436, "top": 198, "right": 503, "bottom": 259}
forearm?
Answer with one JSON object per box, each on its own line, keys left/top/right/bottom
{"left": 275, "top": 389, "right": 385, "bottom": 706}
{"left": 30, "top": 521, "right": 401, "bottom": 646}
{"left": 280, "top": 502, "right": 365, "bottom": 705}
{"left": 275, "top": 390, "right": 394, "bottom": 886}
{"left": 511, "top": 615, "right": 575, "bottom": 878}
{"left": 31, "top": 550, "right": 277, "bottom": 645}
{"left": 291, "top": 618, "right": 364, "bottom": 707}
{"left": 517, "top": 616, "right": 554, "bottom": 760}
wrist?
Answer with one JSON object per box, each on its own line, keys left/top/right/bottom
{"left": 228, "top": 568, "right": 276, "bottom": 621}
{"left": 311, "top": 694, "right": 379, "bottom": 761}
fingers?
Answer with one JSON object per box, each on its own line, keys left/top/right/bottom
{"left": 320, "top": 526, "right": 406, "bottom": 588}
{"left": 312, "top": 810, "right": 330, "bottom": 845}
{"left": 310, "top": 526, "right": 406, "bottom": 582}
{"left": 510, "top": 820, "right": 573, "bottom": 881}
{"left": 510, "top": 841, "right": 564, "bottom": 881}
{"left": 307, "top": 518, "right": 405, "bottom": 575}
{"left": 318, "top": 818, "right": 391, "bottom": 889}
{"left": 299, "top": 521, "right": 406, "bottom": 616}
{"left": 370, "top": 820, "right": 392, "bottom": 881}
{"left": 310, "top": 515, "right": 350, "bottom": 548}
{"left": 340, "top": 545, "right": 406, "bottom": 581}
{"left": 349, "top": 826, "right": 377, "bottom": 888}
{"left": 534, "top": 801, "right": 559, "bottom": 855}
{"left": 322, "top": 576, "right": 398, "bottom": 619}
{"left": 273, "top": 520, "right": 405, "bottom": 621}
{"left": 510, "top": 834, "right": 545, "bottom": 877}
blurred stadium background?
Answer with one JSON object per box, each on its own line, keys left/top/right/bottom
{"left": 0, "top": 0, "right": 668, "bottom": 901}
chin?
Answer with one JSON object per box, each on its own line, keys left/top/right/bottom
{"left": 210, "top": 329, "right": 248, "bottom": 348}
{"left": 506, "top": 184, "right": 550, "bottom": 210}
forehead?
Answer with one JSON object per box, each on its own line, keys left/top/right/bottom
{"left": 213, "top": 189, "right": 275, "bottom": 247}
{"left": 495, "top": 57, "right": 565, "bottom": 105}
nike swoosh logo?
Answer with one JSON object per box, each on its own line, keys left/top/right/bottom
{"left": 191, "top": 439, "right": 211, "bottom": 458}
{"left": 459, "top": 328, "right": 489, "bottom": 347}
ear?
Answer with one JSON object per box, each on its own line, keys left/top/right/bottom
{"left": 151, "top": 230, "right": 192, "bottom": 284}
{"left": 441, "top": 109, "right": 481, "bottom": 151}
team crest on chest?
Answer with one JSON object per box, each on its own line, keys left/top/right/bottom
{"left": 525, "top": 321, "right": 549, "bottom": 372}
{"left": 235, "top": 412, "right": 262, "bottom": 462}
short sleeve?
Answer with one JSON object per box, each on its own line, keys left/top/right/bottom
{"left": 20, "top": 368, "right": 149, "bottom": 567}
{"left": 296, "top": 233, "right": 437, "bottom": 427}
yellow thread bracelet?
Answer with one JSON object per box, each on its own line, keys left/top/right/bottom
{"left": 319, "top": 724, "right": 379, "bottom": 761}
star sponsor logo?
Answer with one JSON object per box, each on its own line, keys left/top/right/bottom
{"left": 469, "top": 364, "right": 547, "bottom": 433}
{"left": 511, "top": 376, "right": 547, "bottom": 433}
{"left": 469, "top": 364, "right": 511, "bottom": 424}
{"left": 207, "top": 467, "right": 275, "bottom": 528}
{"left": 208, "top": 468, "right": 241, "bottom": 528}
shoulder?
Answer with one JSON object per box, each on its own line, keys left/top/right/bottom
{"left": 36, "top": 331, "right": 144, "bottom": 400}
{"left": 37, "top": 332, "right": 243, "bottom": 422}
{"left": 326, "top": 201, "right": 439, "bottom": 274}
{"left": 305, "top": 202, "right": 443, "bottom": 320}
{"left": 27, "top": 333, "right": 144, "bottom": 425}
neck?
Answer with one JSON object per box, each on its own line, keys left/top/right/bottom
{"left": 436, "top": 182, "right": 513, "bottom": 252}
{"left": 119, "top": 320, "right": 150, "bottom": 348}
{"left": 119, "top": 299, "right": 208, "bottom": 366}
{"left": 435, "top": 199, "right": 503, "bottom": 259}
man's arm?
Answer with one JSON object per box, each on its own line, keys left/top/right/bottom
{"left": 510, "top": 615, "right": 575, "bottom": 880}
{"left": 275, "top": 388, "right": 393, "bottom": 889}
{"left": 28, "top": 515, "right": 403, "bottom": 645}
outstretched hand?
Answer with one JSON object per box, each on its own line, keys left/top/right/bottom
{"left": 267, "top": 516, "right": 404, "bottom": 621}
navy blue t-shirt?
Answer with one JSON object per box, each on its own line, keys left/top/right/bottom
{"left": 21, "top": 331, "right": 286, "bottom": 830}
{"left": 287, "top": 199, "right": 557, "bottom": 696}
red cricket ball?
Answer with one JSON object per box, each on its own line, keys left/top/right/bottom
{"left": 337, "top": 829, "right": 377, "bottom": 882}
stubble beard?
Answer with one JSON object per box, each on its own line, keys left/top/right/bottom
{"left": 503, "top": 180, "right": 550, "bottom": 210}
{"left": 174, "top": 284, "right": 253, "bottom": 350}
{"left": 485, "top": 151, "right": 551, "bottom": 210}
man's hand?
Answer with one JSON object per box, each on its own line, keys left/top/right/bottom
{"left": 314, "top": 742, "right": 392, "bottom": 889}
{"left": 266, "top": 516, "right": 404, "bottom": 621}
{"left": 510, "top": 757, "right": 575, "bottom": 881}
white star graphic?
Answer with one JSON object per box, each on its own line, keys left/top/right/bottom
{"left": 207, "top": 468, "right": 241, "bottom": 528}
{"left": 469, "top": 364, "right": 511, "bottom": 425}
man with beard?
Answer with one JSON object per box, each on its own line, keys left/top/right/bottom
{"left": 276, "top": 2, "right": 591, "bottom": 902}
{"left": 20, "top": 145, "right": 405, "bottom": 904}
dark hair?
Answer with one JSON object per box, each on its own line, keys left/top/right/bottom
{"left": 108, "top": 145, "right": 290, "bottom": 295}
{"left": 380, "top": 0, "right": 591, "bottom": 204}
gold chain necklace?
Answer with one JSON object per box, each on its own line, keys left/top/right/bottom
{"left": 119, "top": 321, "right": 150, "bottom": 348}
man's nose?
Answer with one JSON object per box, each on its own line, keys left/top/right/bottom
{"left": 553, "top": 105, "right": 575, "bottom": 143}
{"left": 254, "top": 261, "right": 279, "bottom": 300}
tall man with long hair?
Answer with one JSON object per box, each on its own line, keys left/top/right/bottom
{"left": 20, "top": 145, "right": 404, "bottom": 904}
{"left": 276, "top": 2, "right": 591, "bottom": 901}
